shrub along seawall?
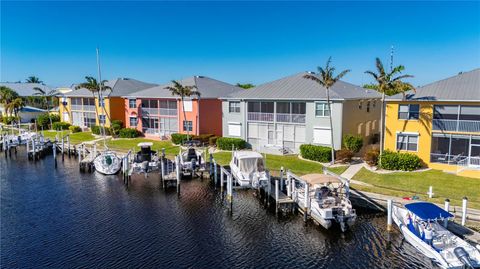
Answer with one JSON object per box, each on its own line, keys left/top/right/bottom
{"left": 299, "top": 144, "right": 332, "bottom": 163}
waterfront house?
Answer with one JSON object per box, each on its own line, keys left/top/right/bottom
{"left": 220, "top": 72, "right": 381, "bottom": 154}
{"left": 0, "top": 82, "right": 56, "bottom": 123}
{"left": 124, "top": 76, "right": 242, "bottom": 139}
{"left": 59, "top": 78, "right": 156, "bottom": 128}
{"left": 384, "top": 68, "right": 480, "bottom": 178}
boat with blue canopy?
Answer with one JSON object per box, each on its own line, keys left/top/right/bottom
{"left": 393, "top": 202, "right": 480, "bottom": 268}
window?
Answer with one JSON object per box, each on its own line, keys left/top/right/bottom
{"left": 398, "top": 104, "right": 420, "bottom": 120}
{"left": 247, "top": 101, "right": 273, "bottom": 113}
{"left": 359, "top": 101, "right": 363, "bottom": 110}
{"left": 183, "top": 121, "right": 193, "bottom": 131}
{"left": 291, "top": 102, "right": 306, "bottom": 114}
{"left": 366, "top": 101, "right": 371, "bottom": 112}
{"left": 98, "top": 115, "right": 106, "bottom": 125}
{"left": 99, "top": 98, "right": 105, "bottom": 108}
{"left": 229, "top": 101, "right": 240, "bottom": 113}
{"left": 84, "top": 112, "right": 96, "bottom": 128}
{"left": 183, "top": 100, "right": 193, "bottom": 112}
{"left": 129, "top": 117, "right": 137, "bottom": 127}
{"left": 373, "top": 100, "right": 376, "bottom": 108}
{"left": 315, "top": 102, "right": 330, "bottom": 117}
{"left": 129, "top": 99, "right": 137, "bottom": 108}
{"left": 396, "top": 133, "right": 418, "bottom": 151}
{"left": 228, "top": 123, "right": 241, "bottom": 136}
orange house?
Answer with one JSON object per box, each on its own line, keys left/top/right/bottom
{"left": 123, "top": 76, "right": 242, "bottom": 139}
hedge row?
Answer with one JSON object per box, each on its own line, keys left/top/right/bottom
{"left": 68, "top": 125, "right": 82, "bottom": 133}
{"left": 52, "top": 122, "right": 71, "bottom": 130}
{"left": 300, "top": 144, "right": 332, "bottom": 163}
{"left": 379, "top": 150, "right": 423, "bottom": 171}
{"left": 216, "top": 137, "right": 246, "bottom": 150}
{"left": 119, "top": 128, "right": 140, "bottom": 138}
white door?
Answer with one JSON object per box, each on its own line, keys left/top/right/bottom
{"left": 72, "top": 112, "right": 83, "bottom": 127}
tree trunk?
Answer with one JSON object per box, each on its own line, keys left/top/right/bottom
{"left": 326, "top": 88, "right": 335, "bottom": 165}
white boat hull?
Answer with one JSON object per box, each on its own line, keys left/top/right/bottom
{"left": 94, "top": 151, "right": 122, "bottom": 175}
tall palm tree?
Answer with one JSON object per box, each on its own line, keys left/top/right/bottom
{"left": 76, "top": 76, "right": 112, "bottom": 135}
{"left": 304, "top": 57, "right": 350, "bottom": 165}
{"left": 165, "top": 80, "right": 201, "bottom": 140}
{"left": 26, "top": 76, "right": 43, "bottom": 84}
{"left": 0, "top": 86, "right": 19, "bottom": 117}
{"left": 364, "top": 57, "right": 415, "bottom": 155}
{"left": 34, "top": 86, "right": 57, "bottom": 129}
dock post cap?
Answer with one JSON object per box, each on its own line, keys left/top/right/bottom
{"left": 445, "top": 198, "right": 450, "bottom": 202}
{"left": 463, "top": 197, "right": 468, "bottom": 200}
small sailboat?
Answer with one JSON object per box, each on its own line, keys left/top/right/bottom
{"left": 229, "top": 151, "right": 268, "bottom": 188}
{"left": 296, "top": 174, "right": 356, "bottom": 232}
{"left": 94, "top": 150, "right": 122, "bottom": 175}
{"left": 393, "top": 202, "right": 480, "bottom": 268}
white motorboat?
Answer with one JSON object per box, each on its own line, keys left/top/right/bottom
{"left": 393, "top": 202, "right": 480, "bottom": 268}
{"left": 94, "top": 150, "right": 122, "bottom": 175}
{"left": 179, "top": 147, "right": 203, "bottom": 177}
{"left": 230, "top": 151, "right": 268, "bottom": 188}
{"left": 296, "top": 174, "right": 356, "bottom": 232}
{"left": 131, "top": 142, "right": 159, "bottom": 174}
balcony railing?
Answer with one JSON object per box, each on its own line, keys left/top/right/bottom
{"left": 276, "top": 113, "right": 306, "bottom": 123}
{"left": 433, "top": 119, "right": 480, "bottom": 133}
{"left": 159, "top": 108, "right": 177, "bottom": 116}
{"left": 141, "top": 107, "right": 159, "bottom": 115}
{"left": 248, "top": 112, "right": 274, "bottom": 122}
{"left": 71, "top": 104, "right": 83, "bottom": 111}
{"left": 430, "top": 153, "right": 468, "bottom": 165}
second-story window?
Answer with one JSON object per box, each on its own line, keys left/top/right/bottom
{"left": 398, "top": 104, "right": 420, "bottom": 120}
{"left": 315, "top": 102, "right": 330, "bottom": 117}
{"left": 229, "top": 101, "right": 240, "bottom": 113}
{"left": 129, "top": 99, "right": 137, "bottom": 108}
{"left": 98, "top": 115, "right": 106, "bottom": 125}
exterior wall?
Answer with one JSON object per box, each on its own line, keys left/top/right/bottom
{"left": 124, "top": 98, "right": 142, "bottom": 130}
{"left": 222, "top": 100, "right": 246, "bottom": 138}
{"left": 199, "top": 99, "right": 223, "bottom": 136}
{"left": 384, "top": 101, "right": 480, "bottom": 178}
{"left": 305, "top": 101, "right": 343, "bottom": 150}
{"left": 341, "top": 99, "right": 381, "bottom": 148}
{"left": 107, "top": 97, "right": 127, "bottom": 126}
{"left": 59, "top": 96, "right": 125, "bottom": 128}
{"left": 178, "top": 99, "right": 199, "bottom": 136}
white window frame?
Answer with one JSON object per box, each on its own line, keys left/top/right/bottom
{"left": 129, "top": 116, "right": 138, "bottom": 127}
{"left": 315, "top": 102, "right": 330, "bottom": 117}
{"left": 229, "top": 101, "right": 241, "bottom": 113}
{"left": 129, "top": 99, "right": 137, "bottom": 109}
{"left": 396, "top": 132, "right": 419, "bottom": 152}
{"left": 98, "top": 114, "right": 106, "bottom": 125}
{"left": 398, "top": 104, "right": 420, "bottom": 120}
{"left": 183, "top": 120, "right": 193, "bottom": 131}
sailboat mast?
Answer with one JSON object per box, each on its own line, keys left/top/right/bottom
{"left": 96, "top": 47, "right": 106, "bottom": 148}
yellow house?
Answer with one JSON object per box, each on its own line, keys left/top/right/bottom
{"left": 59, "top": 78, "right": 156, "bottom": 128}
{"left": 384, "top": 69, "right": 480, "bottom": 178}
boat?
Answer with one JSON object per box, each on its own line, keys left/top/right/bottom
{"left": 179, "top": 146, "right": 203, "bottom": 177}
{"left": 94, "top": 150, "right": 122, "bottom": 175}
{"left": 296, "top": 174, "right": 356, "bottom": 232}
{"left": 131, "top": 142, "right": 159, "bottom": 174}
{"left": 392, "top": 202, "right": 480, "bottom": 268}
{"left": 229, "top": 151, "right": 268, "bottom": 188}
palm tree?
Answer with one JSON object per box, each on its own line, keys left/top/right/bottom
{"left": 304, "top": 57, "right": 350, "bottom": 165}
{"left": 76, "top": 76, "right": 112, "bottom": 135}
{"left": 6, "top": 97, "right": 24, "bottom": 119}
{"left": 0, "top": 86, "right": 19, "bottom": 117}
{"left": 165, "top": 80, "right": 201, "bottom": 140}
{"left": 34, "top": 86, "right": 57, "bottom": 129}
{"left": 26, "top": 76, "right": 43, "bottom": 84}
{"left": 364, "top": 57, "right": 415, "bottom": 155}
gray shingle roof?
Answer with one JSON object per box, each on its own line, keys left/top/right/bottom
{"left": 222, "top": 72, "right": 380, "bottom": 100}
{"left": 125, "top": 76, "right": 243, "bottom": 99}
{"left": 0, "top": 83, "right": 55, "bottom": 97}
{"left": 387, "top": 68, "right": 480, "bottom": 102}
{"left": 65, "top": 78, "right": 157, "bottom": 97}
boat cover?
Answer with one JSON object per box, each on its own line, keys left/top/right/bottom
{"left": 405, "top": 202, "right": 453, "bottom": 220}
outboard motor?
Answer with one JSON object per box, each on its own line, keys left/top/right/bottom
{"left": 454, "top": 247, "right": 475, "bottom": 268}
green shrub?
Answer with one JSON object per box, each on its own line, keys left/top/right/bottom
{"left": 192, "top": 134, "right": 214, "bottom": 144}
{"left": 379, "top": 150, "right": 422, "bottom": 171}
{"left": 1, "top": 116, "right": 20, "bottom": 125}
{"left": 110, "top": 120, "right": 123, "bottom": 135}
{"left": 91, "top": 125, "right": 111, "bottom": 135}
{"left": 216, "top": 137, "right": 246, "bottom": 150}
{"left": 52, "top": 122, "right": 71, "bottom": 130}
{"left": 36, "top": 113, "right": 60, "bottom": 129}
{"left": 343, "top": 134, "right": 364, "bottom": 153}
{"left": 209, "top": 136, "right": 219, "bottom": 146}
{"left": 336, "top": 149, "right": 354, "bottom": 164}
{"left": 69, "top": 125, "right": 82, "bottom": 133}
{"left": 119, "top": 128, "right": 140, "bottom": 138}
{"left": 364, "top": 148, "right": 380, "bottom": 166}
{"left": 299, "top": 144, "right": 332, "bottom": 163}
{"left": 171, "top": 133, "right": 190, "bottom": 145}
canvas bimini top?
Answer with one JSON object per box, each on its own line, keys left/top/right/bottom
{"left": 124, "top": 76, "right": 243, "bottom": 99}
{"left": 405, "top": 202, "right": 454, "bottom": 220}
{"left": 221, "top": 72, "right": 381, "bottom": 100}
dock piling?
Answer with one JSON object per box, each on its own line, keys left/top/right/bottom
{"left": 444, "top": 199, "right": 450, "bottom": 228}
{"left": 176, "top": 155, "right": 181, "bottom": 196}
{"left": 227, "top": 172, "right": 233, "bottom": 213}
{"left": 53, "top": 142, "right": 57, "bottom": 168}
{"left": 428, "top": 186, "right": 434, "bottom": 198}
{"left": 280, "top": 167, "right": 284, "bottom": 192}
{"left": 387, "top": 199, "right": 393, "bottom": 232}
{"left": 275, "top": 178, "right": 279, "bottom": 214}
{"left": 220, "top": 166, "right": 224, "bottom": 193}
{"left": 303, "top": 182, "right": 309, "bottom": 222}
{"left": 462, "top": 197, "right": 468, "bottom": 226}
{"left": 213, "top": 160, "right": 218, "bottom": 188}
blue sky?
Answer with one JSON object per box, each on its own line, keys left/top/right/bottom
{"left": 1, "top": 1, "right": 479, "bottom": 87}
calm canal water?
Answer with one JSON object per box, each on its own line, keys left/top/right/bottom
{"left": 1, "top": 149, "right": 433, "bottom": 268}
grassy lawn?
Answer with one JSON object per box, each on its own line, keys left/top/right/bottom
{"left": 212, "top": 151, "right": 347, "bottom": 177}
{"left": 352, "top": 168, "right": 480, "bottom": 209}
{"left": 42, "top": 130, "right": 96, "bottom": 144}
{"left": 101, "top": 138, "right": 179, "bottom": 157}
